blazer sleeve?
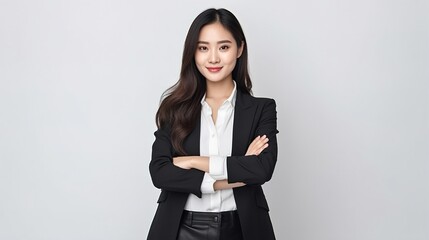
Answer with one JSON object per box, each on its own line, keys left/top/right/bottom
{"left": 149, "top": 126, "right": 205, "bottom": 198}
{"left": 227, "top": 98, "right": 279, "bottom": 185}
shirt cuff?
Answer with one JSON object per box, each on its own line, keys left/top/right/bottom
{"left": 201, "top": 173, "right": 216, "bottom": 194}
{"left": 209, "top": 156, "right": 227, "bottom": 180}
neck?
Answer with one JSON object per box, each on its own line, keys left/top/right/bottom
{"left": 205, "top": 79, "right": 234, "bottom": 100}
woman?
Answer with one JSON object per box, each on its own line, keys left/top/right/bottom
{"left": 148, "top": 8, "right": 278, "bottom": 240}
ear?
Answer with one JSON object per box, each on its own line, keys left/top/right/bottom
{"left": 237, "top": 41, "right": 244, "bottom": 58}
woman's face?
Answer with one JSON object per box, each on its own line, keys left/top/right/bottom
{"left": 195, "top": 22, "right": 243, "bottom": 84}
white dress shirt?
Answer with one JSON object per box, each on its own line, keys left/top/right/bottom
{"left": 184, "top": 81, "right": 237, "bottom": 212}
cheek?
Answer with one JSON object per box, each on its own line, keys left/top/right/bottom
{"left": 194, "top": 55, "right": 205, "bottom": 73}
{"left": 224, "top": 57, "right": 238, "bottom": 69}
{"left": 223, "top": 52, "right": 239, "bottom": 64}
{"left": 195, "top": 63, "right": 205, "bottom": 75}
{"left": 194, "top": 53, "right": 203, "bottom": 65}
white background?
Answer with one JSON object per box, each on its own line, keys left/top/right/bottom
{"left": 1, "top": 0, "right": 428, "bottom": 239}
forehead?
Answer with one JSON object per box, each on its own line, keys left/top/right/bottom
{"left": 198, "top": 22, "right": 235, "bottom": 43}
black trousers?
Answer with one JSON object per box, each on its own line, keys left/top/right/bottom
{"left": 177, "top": 210, "right": 244, "bottom": 240}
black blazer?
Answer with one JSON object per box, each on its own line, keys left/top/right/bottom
{"left": 148, "top": 89, "right": 279, "bottom": 240}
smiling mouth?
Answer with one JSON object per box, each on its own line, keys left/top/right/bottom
{"left": 206, "top": 67, "right": 223, "bottom": 72}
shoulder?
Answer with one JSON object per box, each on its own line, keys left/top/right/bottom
{"left": 236, "top": 89, "right": 277, "bottom": 111}
{"left": 253, "top": 96, "right": 276, "bottom": 103}
{"left": 245, "top": 94, "right": 277, "bottom": 106}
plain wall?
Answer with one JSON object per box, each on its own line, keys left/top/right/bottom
{"left": 0, "top": 0, "right": 428, "bottom": 239}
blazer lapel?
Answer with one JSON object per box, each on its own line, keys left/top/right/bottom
{"left": 232, "top": 90, "right": 257, "bottom": 156}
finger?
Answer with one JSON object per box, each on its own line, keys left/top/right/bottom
{"left": 256, "top": 135, "right": 268, "bottom": 143}
{"left": 256, "top": 143, "right": 269, "bottom": 155}
{"left": 248, "top": 136, "right": 260, "bottom": 148}
{"left": 253, "top": 135, "right": 267, "bottom": 143}
{"left": 248, "top": 136, "right": 262, "bottom": 150}
{"left": 258, "top": 143, "right": 269, "bottom": 153}
{"left": 253, "top": 137, "right": 269, "bottom": 150}
{"left": 252, "top": 135, "right": 262, "bottom": 145}
{"left": 246, "top": 136, "right": 269, "bottom": 156}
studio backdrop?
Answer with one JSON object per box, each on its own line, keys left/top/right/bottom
{"left": 0, "top": 0, "right": 428, "bottom": 240}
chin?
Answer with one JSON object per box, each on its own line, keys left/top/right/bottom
{"left": 205, "top": 78, "right": 227, "bottom": 83}
{"left": 203, "top": 74, "right": 231, "bottom": 83}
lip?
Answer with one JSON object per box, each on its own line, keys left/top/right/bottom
{"left": 206, "top": 67, "right": 223, "bottom": 72}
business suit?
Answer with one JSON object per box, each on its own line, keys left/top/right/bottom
{"left": 148, "top": 89, "right": 278, "bottom": 240}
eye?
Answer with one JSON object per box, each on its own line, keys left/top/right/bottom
{"left": 198, "top": 46, "right": 208, "bottom": 51}
{"left": 220, "top": 45, "right": 230, "bottom": 51}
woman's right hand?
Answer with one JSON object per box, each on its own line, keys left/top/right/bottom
{"left": 245, "top": 135, "right": 269, "bottom": 156}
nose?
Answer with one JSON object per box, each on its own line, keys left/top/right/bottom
{"left": 208, "top": 50, "right": 220, "bottom": 64}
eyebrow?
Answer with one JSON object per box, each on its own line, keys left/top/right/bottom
{"left": 197, "top": 40, "right": 233, "bottom": 44}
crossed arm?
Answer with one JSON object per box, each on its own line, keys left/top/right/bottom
{"left": 150, "top": 99, "right": 278, "bottom": 197}
{"left": 172, "top": 135, "right": 269, "bottom": 190}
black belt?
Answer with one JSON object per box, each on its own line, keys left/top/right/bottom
{"left": 181, "top": 210, "right": 239, "bottom": 224}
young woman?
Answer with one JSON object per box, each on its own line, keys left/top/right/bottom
{"left": 148, "top": 8, "right": 278, "bottom": 240}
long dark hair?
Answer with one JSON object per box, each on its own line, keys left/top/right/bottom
{"left": 156, "top": 8, "right": 252, "bottom": 154}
